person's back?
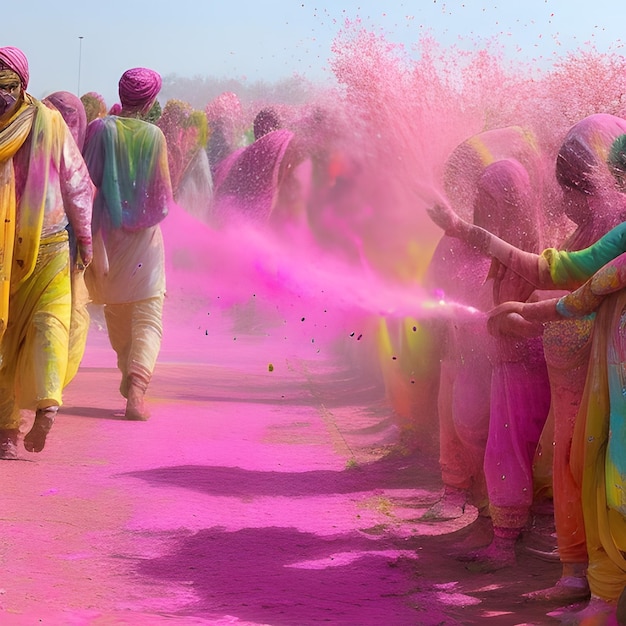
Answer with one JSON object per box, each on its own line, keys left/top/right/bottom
{"left": 83, "top": 67, "right": 173, "bottom": 421}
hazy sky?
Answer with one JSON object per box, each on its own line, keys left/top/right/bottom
{"left": 8, "top": 0, "right": 626, "bottom": 105}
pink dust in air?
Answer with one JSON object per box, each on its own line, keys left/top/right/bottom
{"left": 69, "top": 18, "right": 626, "bottom": 626}
{"left": 160, "top": 20, "right": 626, "bottom": 378}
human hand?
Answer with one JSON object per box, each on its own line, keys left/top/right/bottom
{"left": 426, "top": 204, "right": 472, "bottom": 239}
{"left": 487, "top": 301, "right": 526, "bottom": 336}
{"left": 426, "top": 202, "right": 456, "bottom": 231}
{"left": 487, "top": 310, "right": 543, "bottom": 338}
{"left": 76, "top": 237, "right": 93, "bottom": 270}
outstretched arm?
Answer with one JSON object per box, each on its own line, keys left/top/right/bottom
{"left": 427, "top": 202, "right": 553, "bottom": 289}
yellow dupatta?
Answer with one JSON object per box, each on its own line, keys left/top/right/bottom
{"left": 0, "top": 95, "right": 63, "bottom": 339}
{"left": 0, "top": 96, "right": 35, "bottom": 338}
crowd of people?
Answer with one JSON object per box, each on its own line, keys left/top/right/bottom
{"left": 4, "top": 39, "right": 626, "bottom": 625}
{"left": 425, "top": 114, "right": 626, "bottom": 624}
{"left": 0, "top": 45, "right": 346, "bottom": 458}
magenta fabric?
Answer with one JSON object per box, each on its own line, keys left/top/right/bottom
{"left": 212, "top": 128, "right": 294, "bottom": 222}
{"left": 478, "top": 159, "right": 551, "bottom": 529}
{"left": 118, "top": 68, "right": 161, "bottom": 112}
{"left": 0, "top": 46, "right": 29, "bottom": 88}
{"left": 43, "top": 91, "right": 87, "bottom": 150}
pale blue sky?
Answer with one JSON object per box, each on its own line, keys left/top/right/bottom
{"left": 8, "top": 0, "right": 626, "bottom": 105}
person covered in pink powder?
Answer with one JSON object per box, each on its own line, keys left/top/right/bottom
{"left": 210, "top": 107, "right": 295, "bottom": 226}
{"left": 421, "top": 129, "right": 551, "bottom": 551}
{"left": 157, "top": 98, "right": 213, "bottom": 223}
{"left": 42, "top": 90, "right": 92, "bottom": 388}
{"left": 0, "top": 47, "right": 94, "bottom": 459}
{"left": 428, "top": 113, "right": 626, "bottom": 604}
{"left": 427, "top": 152, "right": 552, "bottom": 572}
{"left": 82, "top": 67, "right": 175, "bottom": 421}
{"left": 419, "top": 137, "right": 497, "bottom": 524}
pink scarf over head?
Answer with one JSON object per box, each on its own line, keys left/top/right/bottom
{"left": 118, "top": 68, "right": 161, "bottom": 113}
{"left": 43, "top": 91, "right": 87, "bottom": 150}
{"left": 213, "top": 128, "right": 294, "bottom": 222}
{"left": 0, "top": 46, "right": 29, "bottom": 88}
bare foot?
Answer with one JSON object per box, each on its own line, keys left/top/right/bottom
{"left": 24, "top": 407, "right": 57, "bottom": 453}
{"left": 0, "top": 429, "right": 19, "bottom": 460}
{"left": 448, "top": 516, "right": 494, "bottom": 556}
{"left": 461, "top": 537, "right": 517, "bottom": 572}
{"left": 125, "top": 384, "right": 150, "bottom": 421}
{"left": 524, "top": 576, "right": 590, "bottom": 604}
{"left": 420, "top": 487, "right": 467, "bottom": 521}
{"left": 549, "top": 596, "right": 616, "bottom": 625}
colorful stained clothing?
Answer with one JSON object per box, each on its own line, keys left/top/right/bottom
{"left": 43, "top": 91, "right": 92, "bottom": 387}
{"left": 546, "top": 225, "right": 626, "bottom": 601}
{"left": 534, "top": 114, "right": 626, "bottom": 568}
{"left": 540, "top": 317, "right": 592, "bottom": 563}
{"left": 477, "top": 159, "right": 551, "bottom": 533}
{"left": 82, "top": 115, "right": 173, "bottom": 391}
{"left": 211, "top": 128, "right": 294, "bottom": 224}
{"left": 424, "top": 235, "right": 493, "bottom": 510}
{"left": 158, "top": 100, "right": 213, "bottom": 222}
{"left": 0, "top": 94, "right": 93, "bottom": 427}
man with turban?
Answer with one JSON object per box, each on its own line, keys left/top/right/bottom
{"left": 83, "top": 67, "right": 174, "bottom": 420}
{"left": 0, "top": 46, "right": 94, "bottom": 459}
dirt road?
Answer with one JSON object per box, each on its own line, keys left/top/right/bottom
{"left": 0, "top": 304, "right": 571, "bottom": 625}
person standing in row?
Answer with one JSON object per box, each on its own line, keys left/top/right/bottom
{"left": 82, "top": 67, "right": 174, "bottom": 420}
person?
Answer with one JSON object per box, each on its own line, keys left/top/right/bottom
{"left": 428, "top": 117, "right": 626, "bottom": 614}
{"left": 489, "top": 230, "right": 626, "bottom": 624}
{"left": 421, "top": 128, "right": 551, "bottom": 547}
{"left": 205, "top": 91, "right": 245, "bottom": 176}
{"left": 82, "top": 67, "right": 175, "bottom": 420}
{"left": 80, "top": 91, "right": 107, "bottom": 125}
{"left": 43, "top": 91, "right": 92, "bottom": 387}
{"left": 210, "top": 107, "right": 294, "bottom": 225}
{"left": 429, "top": 155, "right": 552, "bottom": 572}
{"left": 157, "top": 99, "right": 213, "bottom": 223}
{"left": 0, "top": 47, "right": 94, "bottom": 459}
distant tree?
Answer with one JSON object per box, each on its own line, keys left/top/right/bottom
{"left": 160, "top": 73, "right": 325, "bottom": 111}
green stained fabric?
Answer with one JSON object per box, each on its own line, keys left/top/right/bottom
{"left": 83, "top": 116, "right": 172, "bottom": 233}
{"left": 543, "top": 221, "right": 626, "bottom": 289}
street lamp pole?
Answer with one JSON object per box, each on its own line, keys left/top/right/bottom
{"left": 77, "top": 36, "right": 84, "bottom": 95}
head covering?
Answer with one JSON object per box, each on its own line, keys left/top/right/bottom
{"left": 118, "top": 67, "right": 161, "bottom": 113}
{"left": 43, "top": 91, "right": 88, "bottom": 150}
{"left": 474, "top": 158, "right": 540, "bottom": 252}
{"left": 253, "top": 107, "right": 281, "bottom": 140}
{"left": 212, "top": 128, "right": 294, "bottom": 223}
{"left": 555, "top": 114, "right": 626, "bottom": 195}
{"left": 80, "top": 91, "right": 107, "bottom": 124}
{"left": 0, "top": 46, "right": 29, "bottom": 89}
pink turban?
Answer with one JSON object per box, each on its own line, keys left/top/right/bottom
{"left": 118, "top": 67, "right": 161, "bottom": 112}
{"left": 0, "top": 46, "right": 29, "bottom": 89}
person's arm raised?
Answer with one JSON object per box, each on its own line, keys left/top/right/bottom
{"left": 426, "top": 202, "right": 553, "bottom": 289}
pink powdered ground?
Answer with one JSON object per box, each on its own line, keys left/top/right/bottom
{"left": 0, "top": 275, "right": 567, "bottom": 625}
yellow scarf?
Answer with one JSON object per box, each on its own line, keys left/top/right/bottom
{"left": 0, "top": 94, "right": 62, "bottom": 338}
